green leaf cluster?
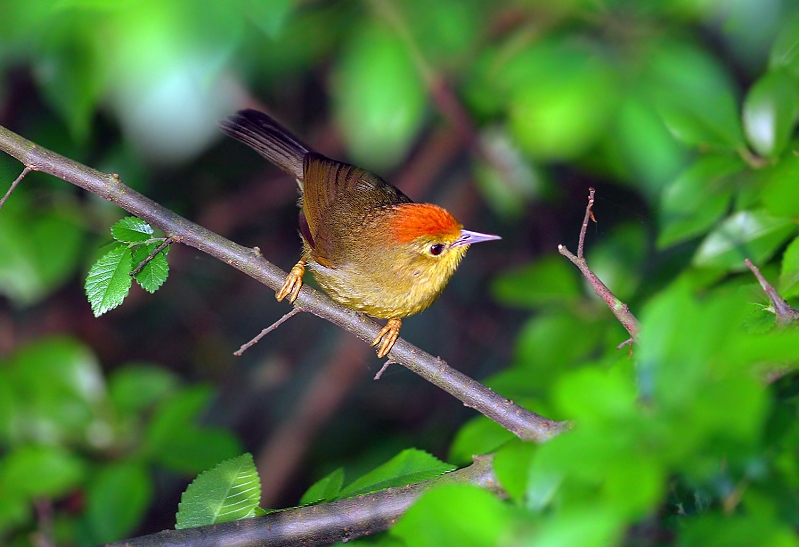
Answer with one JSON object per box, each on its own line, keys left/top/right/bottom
{"left": 85, "top": 217, "right": 170, "bottom": 317}
{"left": 0, "top": 336, "right": 241, "bottom": 545}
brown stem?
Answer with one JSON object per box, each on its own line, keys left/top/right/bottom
{"left": 0, "top": 165, "right": 29, "bottom": 211}
{"left": 130, "top": 237, "right": 174, "bottom": 276}
{"left": 234, "top": 307, "right": 303, "bottom": 356}
{"left": 103, "top": 455, "right": 501, "bottom": 547}
{"left": 0, "top": 124, "right": 568, "bottom": 441}
{"left": 558, "top": 189, "right": 640, "bottom": 341}
{"left": 744, "top": 258, "right": 799, "bottom": 326}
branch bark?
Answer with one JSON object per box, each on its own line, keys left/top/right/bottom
{"left": 103, "top": 455, "right": 501, "bottom": 547}
{"left": 0, "top": 124, "right": 568, "bottom": 441}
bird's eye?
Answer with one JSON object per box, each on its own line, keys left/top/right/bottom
{"left": 429, "top": 243, "right": 445, "bottom": 256}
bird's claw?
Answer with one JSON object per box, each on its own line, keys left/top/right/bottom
{"left": 371, "top": 318, "right": 402, "bottom": 358}
{"left": 276, "top": 261, "right": 306, "bottom": 303}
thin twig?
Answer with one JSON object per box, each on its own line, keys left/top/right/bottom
{"left": 744, "top": 258, "right": 799, "bottom": 326}
{"left": 374, "top": 359, "right": 398, "bottom": 380}
{"left": 130, "top": 237, "right": 174, "bottom": 276}
{"left": 577, "top": 187, "right": 596, "bottom": 259}
{"left": 559, "top": 188, "right": 640, "bottom": 341}
{"left": 0, "top": 165, "right": 30, "bottom": 211}
{"left": 234, "top": 307, "right": 303, "bottom": 356}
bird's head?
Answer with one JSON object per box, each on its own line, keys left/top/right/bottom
{"left": 384, "top": 203, "right": 500, "bottom": 286}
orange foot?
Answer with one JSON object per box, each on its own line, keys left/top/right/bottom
{"left": 371, "top": 318, "right": 402, "bottom": 358}
{"left": 276, "top": 260, "right": 306, "bottom": 303}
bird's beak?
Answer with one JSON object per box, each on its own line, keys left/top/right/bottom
{"left": 451, "top": 229, "right": 502, "bottom": 248}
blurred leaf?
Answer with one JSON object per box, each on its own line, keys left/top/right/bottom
{"left": 648, "top": 40, "right": 744, "bottom": 150}
{"left": 681, "top": 513, "right": 797, "bottom": 547}
{"left": 132, "top": 244, "right": 169, "bottom": 293}
{"left": 144, "top": 386, "right": 242, "bottom": 474}
{"left": 527, "top": 508, "right": 624, "bottom": 547}
{"left": 493, "top": 440, "right": 537, "bottom": 502}
{"left": 0, "top": 191, "right": 85, "bottom": 305}
{"left": 744, "top": 304, "right": 777, "bottom": 334}
{"left": 338, "top": 449, "right": 455, "bottom": 499}
{"left": 6, "top": 336, "right": 106, "bottom": 445}
{"left": 614, "top": 90, "right": 687, "bottom": 195}
{"left": 111, "top": 217, "right": 154, "bottom": 244}
{"left": 658, "top": 155, "right": 743, "bottom": 248}
{"left": 742, "top": 69, "right": 798, "bottom": 158}
{"left": 109, "top": 364, "right": 180, "bottom": 416}
{"left": 512, "top": 312, "right": 604, "bottom": 389}
{"left": 176, "top": 453, "right": 260, "bottom": 529}
{"left": 85, "top": 461, "right": 153, "bottom": 543}
{"left": 391, "top": 484, "right": 513, "bottom": 547}
{"left": 585, "top": 222, "right": 647, "bottom": 301}
{"left": 509, "top": 43, "right": 620, "bottom": 161}
{"left": 759, "top": 154, "right": 799, "bottom": 218}
{"left": 300, "top": 467, "right": 344, "bottom": 505}
{"left": 692, "top": 210, "right": 795, "bottom": 270}
{"left": 449, "top": 416, "right": 515, "bottom": 466}
{"left": 769, "top": 14, "right": 799, "bottom": 79}
{"left": 400, "top": 0, "right": 479, "bottom": 68}
{"left": 0, "top": 444, "right": 86, "bottom": 498}
{"left": 334, "top": 23, "right": 426, "bottom": 171}
{"left": 240, "top": 0, "right": 293, "bottom": 38}
{"left": 85, "top": 245, "right": 133, "bottom": 317}
{"left": 780, "top": 236, "right": 799, "bottom": 299}
{"left": 492, "top": 255, "right": 581, "bottom": 309}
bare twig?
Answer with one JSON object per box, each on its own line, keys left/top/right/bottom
{"left": 0, "top": 165, "right": 30, "bottom": 211}
{"left": 559, "top": 188, "right": 640, "bottom": 341}
{"left": 130, "top": 237, "right": 175, "bottom": 276}
{"left": 0, "top": 123, "right": 568, "bottom": 442}
{"left": 104, "top": 454, "right": 501, "bottom": 547}
{"left": 234, "top": 307, "right": 304, "bottom": 356}
{"left": 745, "top": 258, "right": 799, "bottom": 326}
{"left": 374, "top": 359, "right": 398, "bottom": 380}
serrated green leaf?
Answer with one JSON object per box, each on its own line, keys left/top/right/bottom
{"left": 300, "top": 467, "right": 344, "bottom": 505}
{"left": 85, "top": 245, "right": 133, "bottom": 317}
{"left": 780, "top": 236, "right": 799, "bottom": 299}
{"left": 132, "top": 244, "right": 169, "bottom": 293}
{"left": 692, "top": 210, "right": 796, "bottom": 270}
{"left": 111, "top": 217, "right": 154, "bottom": 244}
{"left": 176, "top": 453, "right": 261, "bottom": 529}
{"left": 742, "top": 69, "right": 798, "bottom": 158}
{"left": 338, "top": 449, "right": 455, "bottom": 499}
{"left": 86, "top": 462, "right": 153, "bottom": 543}
{"left": 658, "top": 155, "right": 742, "bottom": 248}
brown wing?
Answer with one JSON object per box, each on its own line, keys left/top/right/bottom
{"left": 301, "top": 154, "right": 411, "bottom": 264}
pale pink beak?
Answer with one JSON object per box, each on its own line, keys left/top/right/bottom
{"left": 451, "top": 229, "right": 502, "bottom": 248}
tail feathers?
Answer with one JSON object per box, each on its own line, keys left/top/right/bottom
{"left": 219, "top": 109, "right": 310, "bottom": 181}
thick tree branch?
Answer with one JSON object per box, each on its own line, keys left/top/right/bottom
{"left": 104, "top": 455, "right": 501, "bottom": 547}
{"left": 0, "top": 124, "right": 568, "bottom": 441}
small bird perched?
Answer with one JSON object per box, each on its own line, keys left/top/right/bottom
{"left": 220, "top": 109, "right": 500, "bottom": 358}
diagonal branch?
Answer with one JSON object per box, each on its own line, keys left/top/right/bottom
{"left": 0, "top": 124, "right": 568, "bottom": 442}
{"left": 103, "top": 454, "right": 501, "bottom": 547}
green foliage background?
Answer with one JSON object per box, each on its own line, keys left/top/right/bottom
{"left": 1, "top": 0, "right": 799, "bottom": 545}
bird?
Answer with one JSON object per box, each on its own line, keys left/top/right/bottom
{"left": 219, "top": 109, "right": 500, "bottom": 358}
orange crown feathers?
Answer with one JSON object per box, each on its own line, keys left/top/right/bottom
{"left": 388, "top": 203, "right": 463, "bottom": 244}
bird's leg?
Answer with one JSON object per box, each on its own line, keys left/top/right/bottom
{"left": 276, "top": 259, "right": 306, "bottom": 303}
{"left": 371, "top": 318, "right": 402, "bottom": 358}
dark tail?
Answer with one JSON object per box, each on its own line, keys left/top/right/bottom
{"left": 219, "top": 109, "right": 310, "bottom": 181}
